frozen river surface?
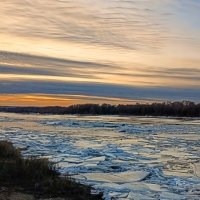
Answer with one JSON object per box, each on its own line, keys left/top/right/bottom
{"left": 0, "top": 113, "right": 200, "bottom": 200}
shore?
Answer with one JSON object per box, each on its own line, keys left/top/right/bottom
{"left": 0, "top": 141, "right": 103, "bottom": 200}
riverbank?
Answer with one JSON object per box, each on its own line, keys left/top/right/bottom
{"left": 0, "top": 141, "right": 103, "bottom": 200}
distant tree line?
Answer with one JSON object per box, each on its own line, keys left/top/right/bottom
{"left": 0, "top": 101, "right": 200, "bottom": 117}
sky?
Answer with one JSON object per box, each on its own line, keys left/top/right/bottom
{"left": 0, "top": 0, "right": 200, "bottom": 106}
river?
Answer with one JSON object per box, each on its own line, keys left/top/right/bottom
{"left": 0, "top": 113, "right": 200, "bottom": 199}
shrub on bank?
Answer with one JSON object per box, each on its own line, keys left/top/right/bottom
{"left": 0, "top": 141, "right": 103, "bottom": 200}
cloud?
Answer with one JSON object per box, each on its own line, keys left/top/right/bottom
{"left": 0, "top": 80, "right": 199, "bottom": 102}
{"left": 0, "top": 51, "right": 199, "bottom": 88}
{"left": 0, "top": 51, "right": 112, "bottom": 78}
{"left": 0, "top": 0, "right": 168, "bottom": 51}
{"left": 0, "top": 51, "right": 199, "bottom": 103}
{"left": 0, "top": 1, "right": 199, "bottom": 105}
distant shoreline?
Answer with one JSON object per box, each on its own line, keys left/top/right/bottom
{"left": 0, "top": 101, "right": 199, "bottom": 117}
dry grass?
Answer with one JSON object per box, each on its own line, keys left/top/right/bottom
{"left": 0, "top": 141, "right": 103, "bottom": 200}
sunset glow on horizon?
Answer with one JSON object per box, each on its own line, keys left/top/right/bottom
{"left": 0, "top": 0, "right": 200, "bottom": 106}
{"left": 0, "top": 94, "right": 156, "bottom": 107}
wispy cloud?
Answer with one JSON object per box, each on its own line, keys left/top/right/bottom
{"left": 0, "top": 52, "right": 199, "bottom": 88}
{"left": 0, "top": 0, "right": 167, "bottom": 51}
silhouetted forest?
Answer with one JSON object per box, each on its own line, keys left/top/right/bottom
{"left": 0, "top": 101, "right": 199, "bottom": 117}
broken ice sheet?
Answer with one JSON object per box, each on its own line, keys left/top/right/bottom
{"left": 74, "top": 171, "right": 150, "bottom": 184}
